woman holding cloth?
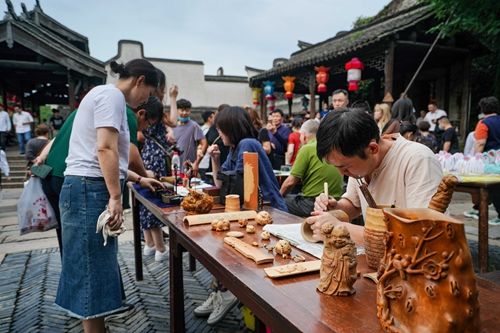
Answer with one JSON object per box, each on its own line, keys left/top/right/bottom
{"left": 55, "top": 59, "right": 162, "bottom": 333}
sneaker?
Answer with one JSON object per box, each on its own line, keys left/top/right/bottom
{"left": 463, "top": 209, "right": 479, "bottom": 220}
{"left": 194, "top": 291, "right": 218, "bottom": 316}
{"left": 155, "top": 250, "right": 168, "bottom": 262}
{"left": 207, "top": 290, "right": 238, "bottom": 325}
{"left": 143, "top": 245, "right": 155, "bottom": 256}
{"left": 489, "top": 217, "right": 500, "bottom": 226}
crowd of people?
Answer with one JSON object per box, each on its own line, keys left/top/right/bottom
{"left": 1, "top": 55, "right": 499, "bottom": 332}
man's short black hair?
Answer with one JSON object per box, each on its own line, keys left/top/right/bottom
{"left": 316, "top": 108, "right": 380, "bottom": 160}
{"left": 479, "top": 96, "right": 499, "bottom": 115}
{"left": 271, "top": 109, "right": 284, "bottom": 117}
{"left": 52, "top": 108, "right": 59, "bottom": 113}
{"left": 177, "top": 98, "right": 192, "bottom": 109}
{"left": 332, "top": 89, "right": 348, "bottom": 97}
{"left": 202, "top": 110, "right": 215, "bottom": 122}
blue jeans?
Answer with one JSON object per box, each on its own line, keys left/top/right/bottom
{"left": 17, "top": 131, "right": 31, "bottom": 154}
{"left": 55, "top": 176, "right": 127, "bottom": 319}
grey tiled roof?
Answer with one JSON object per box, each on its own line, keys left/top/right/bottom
{"left": 251, "top": 4, "right": 433, "bottom": 82}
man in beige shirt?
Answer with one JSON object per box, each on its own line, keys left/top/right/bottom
{"left": 306, "top": 108, "right": 442, "bottom": 241}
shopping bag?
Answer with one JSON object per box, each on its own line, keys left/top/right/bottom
{"left": 17, "top": 177, "right": 57, "bottom": 235}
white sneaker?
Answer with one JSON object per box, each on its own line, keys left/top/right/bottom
{"left": 155, "top": 250, "right": 168, "bottom": 262}
{"left": 194, "top": 291, "right": 217, "bottom": 316}
{"left": 207, "top": 290, "right": 238, "bottom": 325}
{"left": 463, "top": 209, "right": 479, "bottom": 220}
{"left": 143, "top": 245, "right": 155, "bottom": 256}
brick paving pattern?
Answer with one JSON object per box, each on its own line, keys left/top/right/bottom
{"left": 0, "top": 242, "right": 244, "bottom": 333}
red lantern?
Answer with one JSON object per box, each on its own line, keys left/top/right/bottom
{"left": 282, "top": 76, "right": 295, "bottom": 100}
{"left": 267, "top": 95, "right": 276, "bottom": 112}
{"left": 315, "top": 66, "right": 330, "bottom": 93}
{"left": 345, "top": 57, "right": 364, "bottom": 91}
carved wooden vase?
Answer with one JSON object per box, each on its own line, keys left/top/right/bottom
{"left": 364, "top": 206, "right": 390, "bottom": 270}
{"left": 377, "top": 208, "right": 479, "bottom": 333}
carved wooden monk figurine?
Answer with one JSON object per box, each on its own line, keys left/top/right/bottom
{"left": 318, "top": 224, "right": 358, "bottom": 296}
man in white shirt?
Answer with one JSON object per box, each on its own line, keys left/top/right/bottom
{"left": 306, "top": 108, "right": 442, "bottom": 241}
{"left": 423, "top": 101, "right": 447, "bottom": 132}
{"left": 0, "top": 108, "right": 11, "bottom": 151}
{"left": 12, "top": 106, "right": 33, "bottom": 155}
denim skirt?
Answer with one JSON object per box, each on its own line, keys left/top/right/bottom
{"left": 55, "top": 176, "right": 127, "bottom": 319}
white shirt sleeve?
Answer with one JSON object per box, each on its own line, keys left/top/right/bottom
{"left": 93, "top": 89, "right": 125, "bottom": 131}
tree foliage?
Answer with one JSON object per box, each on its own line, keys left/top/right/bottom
{"left": 425, "top": 0, "right": 500, "bottom": 45}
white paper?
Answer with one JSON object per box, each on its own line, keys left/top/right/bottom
{"left": 263, "top": 223, "right": 365, "bottom": 259}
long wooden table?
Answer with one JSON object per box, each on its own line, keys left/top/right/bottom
{"left": 129, "top": 184, "right": 500, "bottom": 333}
{"left": 454, "top": 175, "right": 500, "bottom": 273}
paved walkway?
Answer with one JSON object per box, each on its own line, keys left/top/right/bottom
{"left": 0, "top": 189, "right": 499, "bottom": 332}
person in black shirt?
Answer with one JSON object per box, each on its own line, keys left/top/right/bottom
{"left": 437, "top": 116, "right": 459, "bottom": 153}
{"left": 49, "top": 109, "right": 65, "bottom": 137}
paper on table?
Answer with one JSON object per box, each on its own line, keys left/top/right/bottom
{"left": 263, "top": 223, "right": 365, "bottom": 259}
{"left": 175, "top": 180, "right": 213, "bottom": 196}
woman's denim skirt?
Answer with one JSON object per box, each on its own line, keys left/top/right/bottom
{"left": 55, "top": 176, "right": 127, "bottom": 319}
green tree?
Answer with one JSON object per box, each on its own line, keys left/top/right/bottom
{"left": 425, "top": 0, "right": 500, "bottom": 98}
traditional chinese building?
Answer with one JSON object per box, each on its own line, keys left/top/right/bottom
{"left": 250, "top": 0, "right": 487, "bottom": 138}
{"left": 0, "top": 0, "right": 106, "bottom": 114}
{"left": 104, "top": 40, "right": 254, "bottom": 117}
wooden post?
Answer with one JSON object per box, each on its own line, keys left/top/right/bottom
{"left": 460, "top": 55, "right": 471, "bottom": 139}
{"left": 384, "top": 41, "right": 395, "bottom": 97}
{"left": 309, "top": 72, "right": 316, "bottom": 118}
{"left": 243, "top": 152, "right": 259, "bottom": 210}
{"left": 67, "top": 70, "right": 75, "bottom": 110}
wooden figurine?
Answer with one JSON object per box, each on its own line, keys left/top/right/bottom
{"left": 428, "top": 175, "right": 459, "bottom": 213}
{"left": 255, "top": 211, "right": 273, "bottom": 225}
{"left": 274, "top": 239, "right": 292, "bottom": 258}
{"left": 318, "top": 224, "right": 357, "bottom": 296}
{"left": 377, "top": 208, "right": 479, "bottom": 333}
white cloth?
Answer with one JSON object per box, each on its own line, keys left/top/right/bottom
{"left": 463, "top": 131, "right": 476, "bottom": 156}
{"left": 0, "top": 150, "right": 9, "bottom": 176}
{"left": 12, "top": 111, "right": 33, "bottom": 133}
{"left": 65, "top": 84, "right": 130, "bottom": 179}
{"left": 342, "top": 136, "right": 443, "bottom": 219}
{"left": 423, "top": 109, "right": 447, "bottom": 132}
{"left": 0, "top": 111, "right": 11, "bottom": 132}
{"left": 96, "top": 209, "right": 126, "bottom": 246}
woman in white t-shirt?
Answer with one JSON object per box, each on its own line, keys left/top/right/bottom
{"left": 55, "top": 59, "right": 161, "bottom": 333}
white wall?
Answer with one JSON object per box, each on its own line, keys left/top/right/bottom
{"left": 105, "top": 41, "right": 252, "bottom": 109}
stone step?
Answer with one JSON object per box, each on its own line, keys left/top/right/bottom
{"left": 2, "top": 176, "right": 26, "bottom": 183}
{"left": 1, "top": 182, "right": 24, "bottom": 189}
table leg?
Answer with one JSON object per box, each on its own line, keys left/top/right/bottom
{"left": 189, "top": 254, "right": 196, "bottom": 272}
{"left": 132, "top": 190, "right": 143, "bottom": 281}
{"left": 170, "top": 232, "right": 185, "bottom": 333}
{"left": 478, "top": 188, "right": 489, "bottom": 273}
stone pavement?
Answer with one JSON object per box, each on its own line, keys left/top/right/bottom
{"left": 0, "top": 188, "right": 499, "bottom": 332}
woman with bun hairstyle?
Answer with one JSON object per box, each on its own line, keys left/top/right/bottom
{"left": 55, "top": 59, "right": 163, "bottom": 333}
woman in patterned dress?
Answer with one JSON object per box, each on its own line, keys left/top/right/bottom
{"left": 139, "top": 96, "right": 171, "bottom": 262}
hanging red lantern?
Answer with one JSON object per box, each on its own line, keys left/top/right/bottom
{"left": 267, "top": 95, "right": 276, "bottom": 112}
{"left": 345, "top": 57, "right": 364, "bottom": 91}
{"left": 252, "top": 87, "right": 262, "bottom": 106}
{"left": 315, "top": 66, "right": 330, "bottom": 93}
{"left": 282, "top": 76, "right": 296, "bottom": 100}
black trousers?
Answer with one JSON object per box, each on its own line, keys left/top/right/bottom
{"left": 41, "top": 175, "right": 64, "bottom": 257}
{"left": 285, "top": 195, "right": 316, "bottom": 218}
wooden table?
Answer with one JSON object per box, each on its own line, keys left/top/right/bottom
{"left": 129, "top": 184, "right": 500, "bottom": 333}
{"left": 454, "top": 175, "right": 500, "bottom": 273}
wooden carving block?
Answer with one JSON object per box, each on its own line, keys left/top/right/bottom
{"left": 184, "top": 210, "right": 257, "bottom": 226}
{"left": 224, "top": 236, "right": 274, "bottom": 264}
{"left": 264, "top": 260, "right": 321, "bottom": 279}
{"left": 243, "top": 152, "right": 259, "bottom": 210}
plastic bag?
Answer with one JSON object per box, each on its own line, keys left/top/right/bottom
{"left": 17, "top": 177, "right": 57, "bottom": 235}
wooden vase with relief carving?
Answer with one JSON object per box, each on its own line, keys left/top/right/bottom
{"left": 377, "top": 208, "right": 479, "bottom": 333}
